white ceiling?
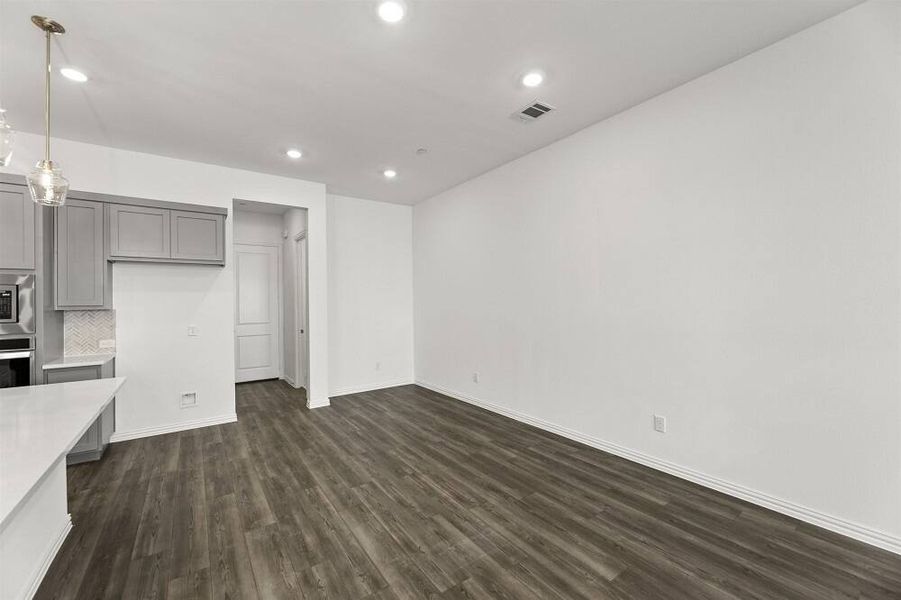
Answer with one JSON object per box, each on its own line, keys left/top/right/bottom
{"left": 0, "top": 1, "right": 859, "bottom": 205}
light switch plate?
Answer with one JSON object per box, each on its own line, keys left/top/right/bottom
{"left": 654, "top": 414, "right": 667, "bottom": 433}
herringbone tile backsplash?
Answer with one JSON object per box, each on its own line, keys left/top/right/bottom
{"left": 64, "top": 310, "right": 116, "bottom": 355}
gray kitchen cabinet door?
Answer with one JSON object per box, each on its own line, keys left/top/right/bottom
{"left": 70, "top": 421, "right": 100, "bottom": 456}
{"left": 170, "top": 210, "right": 224, "bottom": 262}
{"left": 45, "top": 365, "right": 103, "bottom": 459}
{"left": 44, "top": 364, "right": 101, "bottom": 384}
{"left": 44, "top": 362, "right": 114, "bottom": 464}
{"left": 55, "top": 199, "right": 108, "bottom": 309}
{"left": 108, "top": 203, "right": 171, "bottom": 259}
{"left": 0, "top": 183, "right": 36, "bottom": 270}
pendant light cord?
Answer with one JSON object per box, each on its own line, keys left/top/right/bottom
{"left": 44, "top": 29, "right": 51, "bottom": 163}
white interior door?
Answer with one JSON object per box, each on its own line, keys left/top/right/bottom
{"left": 235, "top": 244, "right": 280, "bottom": 382}
{"left": 295, "top": 234, "right": 309, "bottom": 390}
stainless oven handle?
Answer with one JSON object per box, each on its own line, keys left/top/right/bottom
{"left": 0, "top": 351, "right": 32, "bottom": 360}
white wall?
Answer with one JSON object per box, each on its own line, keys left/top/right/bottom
{"left": 2, "top": 133, "right": 330, "bottom": 436}
{"left": 328, "top": 194, "right": 413, "bottom": 396}
{"left": 282, "top": 208, "right": 308, "bottom": 387}
{"left": 414, "top": 0, "right": 901, "bottom": 552}
{"left": 234, "top": 209, "right": 285, "bottom": 246}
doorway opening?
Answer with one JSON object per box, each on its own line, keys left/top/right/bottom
{"left": 232, "top": 200, "right": 310, "bottom": 396}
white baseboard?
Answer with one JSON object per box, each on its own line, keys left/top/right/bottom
{"left": 415, "top": 379, "right": 901, "bottom": 557}
{"left": 307, "top": 398, "right": 330, "bottom": 409}
{"left": 329, "top": 378, "right": 414, "bottom": 398}
{"left": 283, "top": 375, "right": 297, "bottom": 387}
{"left": 110, "top": 413, "right": 238, "bottom": 442}
{"left": 24, "top": 513, "right": 71, "bottom": 600}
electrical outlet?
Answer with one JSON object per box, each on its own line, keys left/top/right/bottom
{"left": 98, "top": 339, "right": 115, "bottom": 349}
{"left": 181, "top": 392, "right": 198, "bottom": 408}
{"left": 654, "top": 414, "right": 667, "bottom": 433}
{"left": 187, "top": 325, "right": 199, "bottom": 337}
{"left": 472, "top": 372, "right": 480, "bottom": 384}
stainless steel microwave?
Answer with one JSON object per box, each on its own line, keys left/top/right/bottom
{"left": 0, "top": 273, "right": 35, "bottom": 336}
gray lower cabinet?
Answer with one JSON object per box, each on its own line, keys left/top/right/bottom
{"left": 0, "top": 182, "right": 36, "bottom": 270}
{"left": 54, "top": 199, "right": 111, "bottom": 309}
{"left": 108, "top": 203, "right": 171, "bottom": 259}
{"left": 44, "top": 360, "right": 116, "bottom": 465}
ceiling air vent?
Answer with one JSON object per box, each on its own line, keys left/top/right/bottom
{"left": 515, "top": 101, "right": 555, "bottom": 122}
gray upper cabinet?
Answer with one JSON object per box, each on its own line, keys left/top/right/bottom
{"left": 106, "top": 202, "right": 225, "bottom": 265}
{"left": 55, "top": 199, "right": 110, "bottom": 309}
{"left": 0, "top": 183, "right": 36, "bottom": 270}
{"left": 171, "top": 210, "right": 224, "bottom": 262}
{"left": 108, "top": 204, "right": 171, "bottom": 259}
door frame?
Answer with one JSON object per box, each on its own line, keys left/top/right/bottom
{"left": 232, "top": 197, "right": 327, "bottom": 408}
{"left": 233, "top": 242, "right": 283, "bottom": 383}
{"left": 294, "top": 231, "right": 309, "bottom": 391}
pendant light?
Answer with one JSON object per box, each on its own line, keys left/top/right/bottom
{"left": 0, "top": 108, "right": 13, "bottom": 167}
{"left": 26, "top": 16, "right": 69, "bottom": 207}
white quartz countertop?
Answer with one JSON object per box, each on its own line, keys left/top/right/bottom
{"left": 0, "top": 377, "right": 126, "bottom": 529}
{"left": 42, "top": 353, "right": 116, "bottom": 370}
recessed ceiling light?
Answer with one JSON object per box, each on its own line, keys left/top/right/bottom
{"left": 383, "top": 169, "right": 397, "bottom": 179}
{"left": 378, "top": 1, "right": 405, "bottom": 23}
{"left": 60, "top": 67, "right": 88, "bottom": 83}
{"left": 286, "top": 148, "right": 302, "bottom": 159}
{"left": 522, "top": 71, "right": 544, "bottom": 88}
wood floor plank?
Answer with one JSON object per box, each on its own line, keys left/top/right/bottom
{"left": 166, "top": 568, "right": 211, "bottom": 600}
{"left": 244, "top": 523, "right": 302, "bottom": 599}
{"left": 206, "top": 493, "right": 260, "bottom": 600}
{"left": 167, "top": 462, "right": 209, "bottom": 580}
{"left": 33, "top": 380, "right": 901, "bottom": 599}
{"left": 121, "top": 552, "right": 167, "bottom": 600}
{"left": 132, "top": 472, "right": 178, "bottom": 559}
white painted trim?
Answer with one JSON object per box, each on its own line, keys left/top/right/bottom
{"left": 110, "top": 413, "right": 238, "bottom": 442}
{"left": 330, "top": 378, "right": 414, "bottom": 398}
{"left": 306, "top": 398, "right": 330, "bottom": 409}
{"left": 23, "top": 513, "right": 71, "bottom": 600}
{"left": 283, "top": 374, "right": 297, "bottom": 388}
{"left": 294, "top": 232, "right": 309, "bottom": 391}
{"left": 232, "top": 242, "right": 281, "bottom": 248}
{"left": 277, "top": 244, "right": 285, "bottom": 381}
{"left": 415, "top": 379, "right": 901, "bottom": 557}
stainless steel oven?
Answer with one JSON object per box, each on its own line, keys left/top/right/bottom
{"left": 0, "top": 273, "right": 35, "bottom": 336}
{"left": 0, "top": 337, "right": 34, "bottom": 388}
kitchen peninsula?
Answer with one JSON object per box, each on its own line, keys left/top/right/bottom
{"left": 0, "top": 377, "right": 125, "bottom": 599}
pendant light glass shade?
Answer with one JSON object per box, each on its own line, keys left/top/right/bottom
{"left": 0, "top": 109, "right": 13, "bottom": 167}
{"left": 27, "top": 159, "right": 69, "bottom": 206}
{"left": 30, "top": 16, "right": 68, "bottom": 206}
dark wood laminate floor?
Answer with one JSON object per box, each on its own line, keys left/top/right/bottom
{"left": 36, "top": 380, "right": 901, "bottom": 599}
